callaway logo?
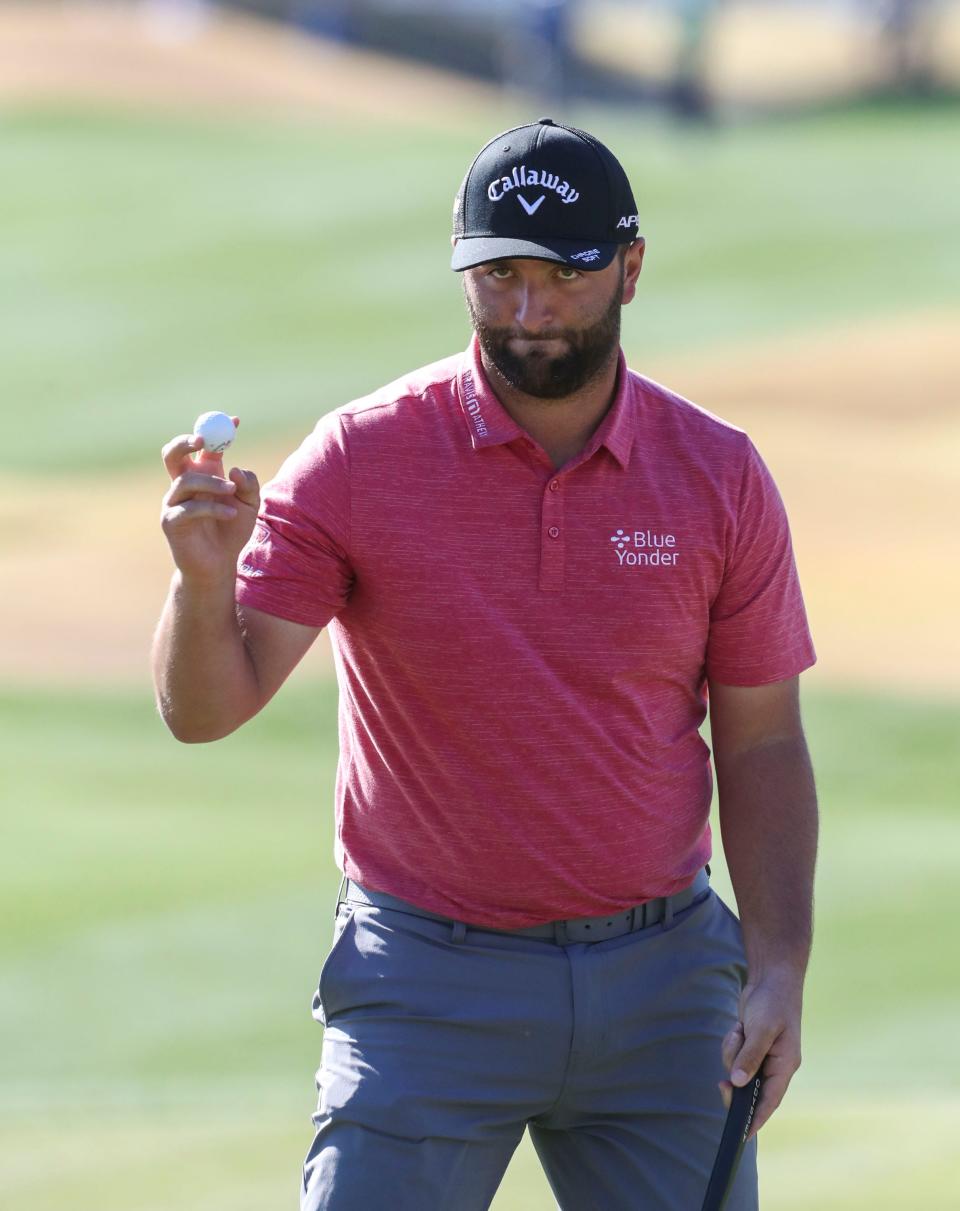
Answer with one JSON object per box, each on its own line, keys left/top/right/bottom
{"left": 617, "top": 214, "right": 640, "bottom": 229}
{"left": 488, "top": 164, "right": 581, "bottom": 215}
{"left": 518, "top": 194, "right": 545, "bottom": 216}
{"left": 609, "top": 528, "right": 680, "bottom": 567}
{"left": 571, "top": 248, "right": 600, "bottom": 263}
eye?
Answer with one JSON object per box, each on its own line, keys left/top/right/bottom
{"left": 488, "top": 265, "right": 513, "bottom": 280}
{"left": 556, "top": 267, "right": 581, "bottom": 281}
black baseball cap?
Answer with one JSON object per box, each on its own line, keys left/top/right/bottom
{"left": 451, "top": 117, "right": 639, "bottom": 273}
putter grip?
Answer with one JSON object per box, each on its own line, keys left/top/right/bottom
{"left": 700, "top": 1074, "right": 763, "bottom": 1211}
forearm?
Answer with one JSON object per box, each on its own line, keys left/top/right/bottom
{"left": 152, "top": 570, "right": 261, "bottom": 742}
{"left": 716, "top": 734, "right": 818, "bottom": 982}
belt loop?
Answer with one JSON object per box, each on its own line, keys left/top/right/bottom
{"left": 450, "top": 920, "right": 467, "bottom": 945}
{"left": 553, "top": 920, "right": 570, "bottom": 945}
{"left": 660, "top": 894, "right": 675, "bottom": 932}
{"left": 335, "top": 873, "right": 347, "bottom": 916}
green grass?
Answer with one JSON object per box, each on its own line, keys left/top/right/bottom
{"left": 1, "top": 101, "right": 958, "bottom": 472}
{"left": 2, "top": 91, "right": 958, "bottom": 1205}
{"left": 2, "top": 682, "right": 959, "bottom": 1207}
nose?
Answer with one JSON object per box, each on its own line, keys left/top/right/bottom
{"left": 514, "top": 281, "right": 553, "bottom": 334}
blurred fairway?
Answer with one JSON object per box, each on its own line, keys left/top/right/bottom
{"left": 2, "top": 100, "right": 958, "bottom": 472}
{"left": 2, "top": 79, "right": 958, "bottom": 1210}
{"left": 2, "top": 684, "right": 959, "bottom": 1208}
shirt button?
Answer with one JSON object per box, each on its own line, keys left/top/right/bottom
{"left": 549, "top": 480, "right": 560, "bottom": 492}
{"left": 548, "top": 526, "right": 560, "bottom": 539}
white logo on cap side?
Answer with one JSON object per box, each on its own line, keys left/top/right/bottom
{"left": 571, "top": 248, "right": 600, "bottom": 262}
{"left": 488, "top": 164, "right": 580, "bottom": 206}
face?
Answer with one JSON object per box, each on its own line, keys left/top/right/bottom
{"left": 461, "top": 245, "right": 643, "bottom": 400}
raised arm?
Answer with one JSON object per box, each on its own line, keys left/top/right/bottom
{"left": 707, "top": 674, "right": 818, "bottom": 1138}
{"left": 152, "top": 428, "right": 320, "bottom": 742}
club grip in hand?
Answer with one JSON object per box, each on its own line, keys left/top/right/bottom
{"left": 700, "top": 1074, "right": 763, "bottom": 1211}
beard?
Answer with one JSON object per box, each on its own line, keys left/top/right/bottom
{"left": 465, "top": 265, "right": 624, "bottom": 400}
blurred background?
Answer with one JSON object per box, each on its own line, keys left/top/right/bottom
{"left": 1, "top": 1, "right": 958, "bottom": 1207}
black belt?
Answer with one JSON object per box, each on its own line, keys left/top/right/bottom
{"left": 340, "top": 868, "right": 711, "bottom": 945}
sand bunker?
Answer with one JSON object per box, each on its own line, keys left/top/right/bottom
{"left": 0, "top": 1, "right": 501, "bottom": 124}
{"left": 649, "top": 314, "right": 960, "bottom": 698}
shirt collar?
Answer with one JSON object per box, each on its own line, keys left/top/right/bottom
{"left": 456, "top": 337, "right": 526, "bottom": 450}
{"left": 583, "top": 350, "right": 634, "bottom": 470}
{"left": 456, "top": 336, "right": 635, "bottom": 470}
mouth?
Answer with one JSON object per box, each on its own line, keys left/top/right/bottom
{"left": 507, "top": 335, "right": 569, "bottom": 356}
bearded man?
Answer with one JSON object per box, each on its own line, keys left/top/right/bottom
{"left": 154, "top": 118, "right": 818, "bottom": 1211}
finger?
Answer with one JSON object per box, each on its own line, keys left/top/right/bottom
{"left": 191, "top": 440, "right": 226, "bottom": 475}
{"left": 744, "top": 1042, "right": 801, "bottom": 1139}
{"left": 162, "top": 500, "right": 238, "bottom": 526}
{"left": 161, "top": 434, "right": 203, "bottom": 479}
{"left": 717, "top": 1079, "right": 733, "bottom": 1111}
{"left": 227, "top": 466, "right": 260, "bottom": 506}
{"left": 721, "top": 1021, "right": 744, "bottom": 1072}
{"left": 164, "top": 472, "right": 238, "bottom": 508}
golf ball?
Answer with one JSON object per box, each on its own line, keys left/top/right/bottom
{"left": 193, "top": 411, "right": 235, "bottom": 455}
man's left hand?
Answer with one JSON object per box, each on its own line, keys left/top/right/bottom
{"left": 719, "top": 966, "right": 804, "bottom": 1140}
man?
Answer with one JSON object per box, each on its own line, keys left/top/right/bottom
{"left": 154, "top": 118, "right": 817, "bottom": 1210}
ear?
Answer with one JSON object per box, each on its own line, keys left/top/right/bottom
{"left": 620, "top": 238, "right": 646, "bottom": 306}
{"left": 451, "top": 235, "right": 458, "bottom": 249}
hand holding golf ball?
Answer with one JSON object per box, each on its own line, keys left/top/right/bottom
{"left": 160, "top": 413, "right": 260, "bottom": 583}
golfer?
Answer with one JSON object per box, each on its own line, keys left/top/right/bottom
{"left": 154, "top": 119, "right": 818, "bottom": 1210}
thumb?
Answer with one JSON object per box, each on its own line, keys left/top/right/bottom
{"left": 730, "top": 1025, "right": 771, "bottom": 1087}
{"left": 728, "top": 985, "right": 778, "bottom": 1086}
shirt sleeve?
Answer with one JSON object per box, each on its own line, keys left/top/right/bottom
{"left": 235, "top": 411, "right": 353, "bottom": 629}
{"left": 705, "top": 438, "right": 816, "bottom": 686}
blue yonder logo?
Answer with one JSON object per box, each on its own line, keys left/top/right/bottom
{"left": 610, "top": 528, "right": 680, "bottom": 567}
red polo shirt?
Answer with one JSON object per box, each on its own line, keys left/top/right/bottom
{"left": 237, "top": 337, "right": 815, "bottom": 927}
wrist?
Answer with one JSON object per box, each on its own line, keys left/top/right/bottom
{"left": 744, "top": 952, "right": 809, "bottom": 990}
{"left": 172, "top": 564, "right": 238, "bottom": 597}
{"left": 740, "top": 916, "right": 812, "bottom": 983}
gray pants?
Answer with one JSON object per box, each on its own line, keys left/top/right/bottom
{"left": 302, "top": 885, "right": 758, "bottom": 1210}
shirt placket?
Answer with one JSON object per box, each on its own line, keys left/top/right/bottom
{"left": 539, "top": 475, "right": 565, "bottom": 592}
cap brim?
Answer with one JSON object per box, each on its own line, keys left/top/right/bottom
{"left": 451, "top": 236, "right": 620, "bottom": 273}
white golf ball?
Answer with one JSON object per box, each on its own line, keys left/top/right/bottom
{"left": 193, "top": 411, "right": 235, "bottom": 455}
